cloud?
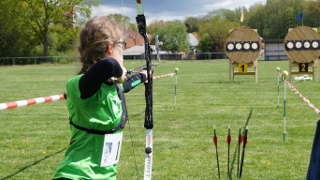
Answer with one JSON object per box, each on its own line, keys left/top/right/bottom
{"left": 92, "top": 0, "right": 266, "bottom": 23}
{"left": 91, "top": 5, "right": 135, "bottom": 18}
{"left": 91, "top": 5, "right": 195, "bottom": 24}
{"left": 203, "top": 0, "right": 265, "bottom": 10}
{"left": 145, "top": 12, "right": 191, "bottom": 23}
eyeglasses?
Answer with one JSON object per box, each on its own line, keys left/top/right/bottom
{"left": 114, "top": 40, "right": 127, "bottom": 50}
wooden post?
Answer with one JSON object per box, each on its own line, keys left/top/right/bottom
{"left": 289, "top": 62, "right": 292, "bottom": 81}
{"left": 255, "top": 62, "right": 259, "bottom": 83}
{"left": 232, "top": 63, "right": 235, "bottom": 81}
{"left": 229, "top": 61, "right": 232, "bottom": 81}
{"left": 314, "top": 60, "right": 318, "bottom": 81}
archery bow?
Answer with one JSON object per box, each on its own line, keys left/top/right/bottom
{"left": 135, "top": 1, "right": 154, "bottom": 179}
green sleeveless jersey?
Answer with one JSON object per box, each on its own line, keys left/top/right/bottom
{"left": 53, "top": 75, "right": 123, "bottom": 180}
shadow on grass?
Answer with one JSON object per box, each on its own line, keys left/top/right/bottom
{"left": 0, "top": 147, "right": 66, "bottom": 180}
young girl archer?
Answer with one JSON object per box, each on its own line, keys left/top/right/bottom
{"left": 53, "top": 16, "right": 147, "bottom": 180}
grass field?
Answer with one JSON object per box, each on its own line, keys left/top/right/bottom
{"left": 0, "top": 60, "right": 319, "bottom": 180}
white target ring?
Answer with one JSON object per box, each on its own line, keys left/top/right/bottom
{"left": 235, "top": 43, "right": 242, "bottom": 50}
{"left": 312, "top": 41, "right": 319, "bottom": 49}
{"left": 251, "top": 42, "right": 259, "bottom": 50}
{"left": 303, "top": 41, "right": 311, "bottom": 49}
{"left": 295, "top": 41, "right": 303, "bottom": 49}
{"left": 227, "top": 43, "right": 235, "bottom": 51}
{"left": 286, "top": 41, "right": 294, "bottom": 49}
{"left": 243, "top": 42, "right": 250, "bottom": 50}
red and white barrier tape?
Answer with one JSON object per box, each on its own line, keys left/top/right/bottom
{"left": 0, "top": 94, "right": 65, "bottom": 111}
{"left": 0, "top": 73, "right": 176, "bottom": 111}
{"left": 153, "top": 73, "right": 176, "bottom": 80}
{"left": 286, "top": 81, "right": 320, "bottom": 114}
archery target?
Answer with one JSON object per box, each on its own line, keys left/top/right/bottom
{"left": 284, "top": 26, "right": 320, "bottom": 63}
{"left": 225, "top": 28, "right": 262, "bottom": 64}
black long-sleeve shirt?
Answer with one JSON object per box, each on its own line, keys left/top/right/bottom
{"left": 79, "top": 57, "right": 146, "bottom": 99}
{"left": 78, "top": 57, "right": 146, "bottom": 128}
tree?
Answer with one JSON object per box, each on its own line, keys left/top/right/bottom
{"left": 184, "top": 17, "right": 201, "bottom": 33}
{"left": 148, "top": 20, "right": 167, "bottom": 34}
{"left": 19, "top": 0, "right": 98, "bottom": 56}
{"left": 198, "top": 16, "right": 239, "bottom": 51}
{"left": 149, "top": 21, "right": 189, "bottom": 52}
{"left": 107, "top": 14, "right": 135, "bottom": 31}
{"left": 303, "top": 0, "right": 320, "bottom": 27}
{"left": 256, "top": 0, "right": 303, "bottom": 39}
{"left": 0, "top": 0, "right": 39, "bottom": 57}
{"left": 204, "top": 8, "right": 247, "bottom": 23}
{"left": 245, "top": 4, "right": 266, "bottom": 37}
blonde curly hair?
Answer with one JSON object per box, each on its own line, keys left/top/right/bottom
{"left": 78, "top": 16, "right": 123, "bottom": 74}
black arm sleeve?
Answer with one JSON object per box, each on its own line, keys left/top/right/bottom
{"left": 79, "top": 58, "right": 123, "bottom": 99}
{"left": 122, "top": 73, "right": 147, "bottom": 93}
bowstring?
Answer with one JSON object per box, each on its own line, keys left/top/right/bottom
{"left": 127, "top": 114, "right": 140, "bottom": 179}
{"left": 120, "top": 0, "right": 140, "bottom": 178}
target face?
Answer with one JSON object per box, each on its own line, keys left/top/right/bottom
{"left": 225, "top": 28, "right": 262, "bottom": 64}
{"left": 226, "top": 41, "right": 260, "bottom": 52}
{"left": 286, "top": 41, "right": 294, "bottom": 50}
{"left": 235, "top": 43, "right": 242, "bottom": 50}
{"left": 227, "top": 43, "right": 235, "bottom": 51}
{"left": 284, "top": 26, "right": 320, "bottom": 63}
{"left": 295, "top": 41, "right": 303, "bottom": 49}
{"left": 312, "top": 41, "right": 319, "bottom": 49}
{"left": 303, "top": 41, "right": 311, "bottom": 49}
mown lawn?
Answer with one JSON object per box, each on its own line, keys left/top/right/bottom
{"left": 0, "top": 60, "right": 319, "bottom": 180}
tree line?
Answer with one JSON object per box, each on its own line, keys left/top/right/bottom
{"left": 184, "top": 0, "right": 320, "bottom": 52}
{"left": 0, "top": 0, "right": 320, "bottom": 57}
{"left": 0, "top": 0, "right": 98, "bottom": 58}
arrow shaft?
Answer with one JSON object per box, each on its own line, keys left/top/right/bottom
{"left": 215, "top": 144, "right": 221, "bottom": 180}
{"left": 127, "top": 64, "right": 159, "bottom": 75}
{"left": 213, "top": 129, "right": 221, "bottom": 180}
{"left": 237, "top": 129, "right": 242, "bottom": 179}
{"left": 153, "top": 73, "right": 176, "bottom": 80}
{"left": 239, "top": 129, "right": 248, "bottom": 179}
{"left": 227, "top": 128, "right": 231, "bottom": 179}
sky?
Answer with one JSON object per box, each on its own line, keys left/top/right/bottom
{"left": 92, "top": 0, "right": 266, "bottom": 23}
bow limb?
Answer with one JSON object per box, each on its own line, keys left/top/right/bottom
{"left": 135, "top": 1, "right": 154, "bottom": 179}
